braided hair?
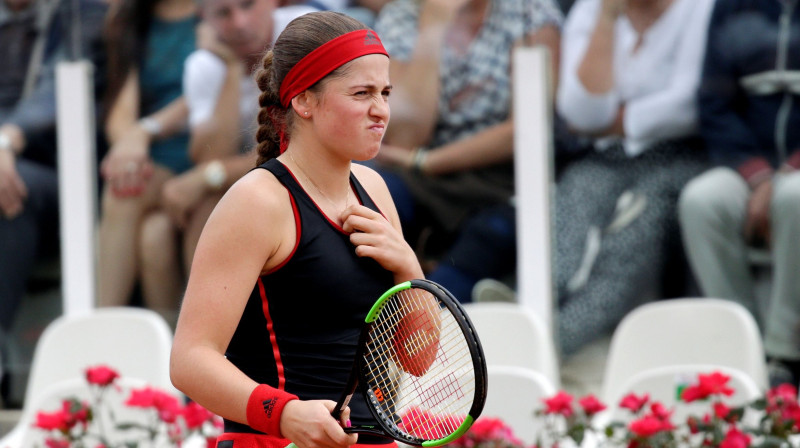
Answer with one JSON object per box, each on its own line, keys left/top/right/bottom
{"left": 253, "top": 11, "right": 369, "bottom": 165}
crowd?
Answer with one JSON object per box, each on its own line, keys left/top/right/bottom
{"left": 1, "top": 0, "right": 798, "bottom": 412}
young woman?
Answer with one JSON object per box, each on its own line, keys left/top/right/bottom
{"left": 97, "top": 0, "right": 198, "bottom": 322}
{"left": 170, "top": 11, "right": 423, "bottom": 448}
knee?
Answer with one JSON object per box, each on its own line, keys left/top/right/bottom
{"left": 139, "top": 213, "right": 177, "bottom": 266}
{"left": 100, "top": 187, "right": 146, "bottom": 223}
{"left": 772, "top": 174, "right": 800, "bottom": 221}
{"left": 678, "top": 172, "right": 730, "bottom": 229}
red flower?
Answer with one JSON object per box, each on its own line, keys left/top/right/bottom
{"left": 629, "top": 415, "right": 672, "bottom": 437}
{"left": 85, "top": 365, "right": 119, "bottom": 387}
{"left": 768, "top": 383, "right": 798, "bottom": 403}
{"left": 543, "top": 391, "right": 574, "bottom": 417}
{"left": 648, "top": 402, "right": 673, "bottom": 422}
{"left": 719, "top": 427, "right": 751, "bottom": 448}
{"left": 578, "top": 394, "right": 607, "bottom": 416}
{"left": 682, "top": 372, "right": 734, "bottom": 402}
{"left": 34, "top": 409, "right": 70, "bottom": 432}
{"left": 182, "top": 401, "right": 214, "bottom": 430}
{"left": 44, "top": 438, "right": 70, "bottom": 448}
{"left": 619, "top": 393, "right": 649, "bottom": 413}
{"left": 125, "top": 386, "right": 182, "bottom": 423}
{"left": 713, "top": 402, "right": 731, "bottom": 420}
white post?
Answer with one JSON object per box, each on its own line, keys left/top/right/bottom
{"left": 56, "top": 61, "right": 97, "bottom": 316}
{"left": 513, "top": 46, "right": 556, "bottom": 333}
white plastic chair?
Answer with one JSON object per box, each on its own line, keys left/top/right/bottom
{"left": 596, "top": 364, "right": 763, "bottom": 429}
{"left": 601, "top": 298, "right": 768, "bottom": 406}
{"left": 12, "top": 376, "right": 183, "bottom": 448}
{"left": 482, "top": 365, "right": 557, "bottom": 446}
{"left": 463, "top": 302, "right": 560, "bottom": 387}
{"left": 0, "top": 307, "right": 175, "bottom": 447}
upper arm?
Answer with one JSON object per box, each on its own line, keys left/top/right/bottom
{"left": 175, "top": 171, "right": 291, "bottom": 355}
{"left": 105, "top": 71, "right": 140, "bottom": 142}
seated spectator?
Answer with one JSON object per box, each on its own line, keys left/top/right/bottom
{"left": 373, "top": 0, "right": 563, "bottom": 303}
{"left": 279, "top": 0, "right": 389, "bottom": 26}
{"left": 144, "top": 0, "right": 316, "bottom": 316}
{"left": 678, "top": 0, "right": 800, "bottom": 386}
{"left": 96, "top": 0, "right": 198, "bottom": 323}
{"left": 0, "top": 0, "right": 107, "bottom": 403}
{"left": 554, "top": 0, "right": 715, "bottom": 356}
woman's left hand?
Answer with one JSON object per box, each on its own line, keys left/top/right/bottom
{"left": 341, "top": 204, "right": 422, "bottom": 280}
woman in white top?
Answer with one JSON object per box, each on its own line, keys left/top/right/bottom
{"left": 554, "top": 0, "right": 715, "bottom": 355}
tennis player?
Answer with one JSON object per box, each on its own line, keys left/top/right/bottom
{"left": 170, "top": 10, "right": 424, "bottom": 448}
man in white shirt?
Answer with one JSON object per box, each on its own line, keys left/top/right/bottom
{"left": 156, "top": 0, "right": 316, "bottom": 275}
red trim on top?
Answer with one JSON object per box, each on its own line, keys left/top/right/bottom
{"left": 281, "top": 163, "right": 352, "bottom": 234}
{"left": 265, "top": 193, "right": 302, "bottom": 275}
{"left": 257, "top": 278, "right": 286, "bottom": 391}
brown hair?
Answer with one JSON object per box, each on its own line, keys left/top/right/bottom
{"left": 254, "top": 11, "right": 369, "bottom": 165}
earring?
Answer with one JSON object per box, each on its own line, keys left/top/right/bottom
{"left": 304, "top": 111, "right": 309, "bottom": 116}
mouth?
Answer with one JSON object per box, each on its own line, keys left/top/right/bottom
{"left": 369, "top": 124, "right": 386, "bottom": 133}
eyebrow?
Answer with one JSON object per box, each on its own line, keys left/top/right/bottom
{"left": 350, "top": 83, "right": 393, "bottom": 90}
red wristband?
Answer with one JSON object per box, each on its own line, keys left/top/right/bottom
{"left": 246, "top": 384, "right": 299, "bottom": 437}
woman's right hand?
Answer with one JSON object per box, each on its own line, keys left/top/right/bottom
{"left": 100, "top": 124, "right": 153, "bottom": 197}
{"left": 279, "top": 400, "right": 357, "bottom": 448}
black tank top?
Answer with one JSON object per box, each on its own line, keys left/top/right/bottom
{"left": 224, "top": 159, "right": 395, "bottom": 436}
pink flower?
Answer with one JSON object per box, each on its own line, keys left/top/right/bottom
{"left": 719, "top": 427, "right": 751, "bottom": 448}
{"left": 85, "top": 365, "right": 120, "bottom": 387}
{"left": 619, "top": 393, "right": 649, "bottom": 413}
{"left": 543, "top": 391, "right": 574, "bottom": 417}
{"left": 578, "top": 394, "right": 607, "bottom": 416}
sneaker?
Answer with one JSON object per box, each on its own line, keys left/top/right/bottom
{"left": 472, "top": 278, "right": 516, "bottom": 303}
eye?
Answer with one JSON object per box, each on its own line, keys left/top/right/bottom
{"left": 354, "top": 90, "right": 369, "bottom": 96}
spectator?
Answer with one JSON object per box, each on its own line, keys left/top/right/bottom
{"left": 678, "top": 0, "right": 800, "bottom": 386}
{"left": 278, "top": 0, "right": 389, "bottom": 26}
{"left": 144, "top": 0, "right": 316, "bottom": 321}
{"left": 373, "top": 0, "right": 563, "bottom": 303}
{"left": 95, "top": 0, "right": 197, "bottom": 322}
{"left": 555, "top": 0, "right": 714, "bottom": 356}
{"left": 0, "top": 0, "right": 108, "bottom": 403}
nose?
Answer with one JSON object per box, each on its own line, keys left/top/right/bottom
{"left": 230, "top": 8, "right": 249, "bottom": 31}
{"left": 370, "top": 95, "right": 390, "bottom": 121}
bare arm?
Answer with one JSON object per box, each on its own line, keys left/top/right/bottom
{"left": 383, "top": 0, "right": 469, "bottom": 148}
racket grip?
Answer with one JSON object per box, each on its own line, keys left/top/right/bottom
{"left": 285, "top": 444, "right": 298, "bottom": 448}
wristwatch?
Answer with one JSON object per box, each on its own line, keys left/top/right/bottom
{"left": 204, "top": 160, "right": 227, "bottom": 190}
{"left": 138, "top": 117, "right": 162, "bottom": 137}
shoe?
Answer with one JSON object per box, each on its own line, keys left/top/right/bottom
{"left": 472, "top": 278, "right": 516, "bottom": 303}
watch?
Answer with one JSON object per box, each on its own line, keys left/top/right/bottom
{"left": 138, "top": 117, "right": 162, "bottom": 137}
{"left": 204, "top": 160, "right": 227, "bottom": 190}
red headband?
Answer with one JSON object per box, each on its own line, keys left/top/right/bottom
{"left": 278, "top": 29, "right": 389, "bottom": 108}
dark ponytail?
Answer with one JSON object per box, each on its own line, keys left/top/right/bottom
{"left": 253, "top": 11, "right": 370, "bottom": 166}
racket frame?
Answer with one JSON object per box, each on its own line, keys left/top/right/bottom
{"left": 333, "top": 279, "right": 488, "bottom": 447}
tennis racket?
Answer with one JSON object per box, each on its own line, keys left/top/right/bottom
{"left": 287, "top": 278, "right": 487, "bottom": 447}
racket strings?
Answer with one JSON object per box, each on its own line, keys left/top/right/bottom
{"left": 362, "top": 288, "right": 478, "bottom": 441}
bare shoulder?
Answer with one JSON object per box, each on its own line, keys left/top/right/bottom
{"left": 351, "top": 163, "right": 402, "bottom": 226}
{"left": 351, "top": 163, "right": 391, "bottom": 197}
